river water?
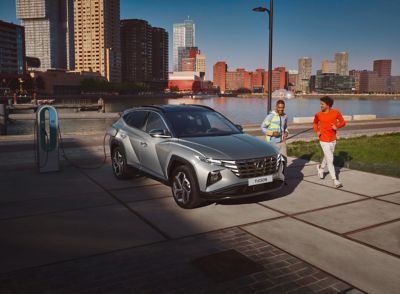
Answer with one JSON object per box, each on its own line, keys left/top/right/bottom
{"left": 6, "top": 96, "right": 400, "bottom": 135}
{"left": 106, "top": 96, "right": 400, "bottom": 125}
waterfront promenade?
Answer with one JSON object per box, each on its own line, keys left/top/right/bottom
{"left": 0, "top": 128, "right": 399, "bottom": 293}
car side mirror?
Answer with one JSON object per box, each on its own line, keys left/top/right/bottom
{"left": 149, "top": 129, "right": 172, "bottom": 138}
{"left": 235, "top": 124, "right": 243, "bottom": 132}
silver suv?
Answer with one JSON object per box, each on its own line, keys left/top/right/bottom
{"left": 107, "top": 105, "right": 285, "bottom": 208}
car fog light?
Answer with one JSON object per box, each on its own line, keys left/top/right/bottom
{"left": 207, "top": 171, "right": 222, "bottom": 187}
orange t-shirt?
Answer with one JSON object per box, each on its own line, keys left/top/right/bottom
{"left": 313, "top": 109, "right": 346, "bottom": 142}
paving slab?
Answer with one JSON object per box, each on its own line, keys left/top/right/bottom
{"left": 0, "top": 166, "right": 104, "bottom": 203}
{"left": 259, "top": 179, "right": 364, "bottom": 214}
{"left": 306, "top": 170, "right": 400, "bottom": 197}
{"left": 243, "top": 218, "right": 400, "bottom": 294}
{"left": 110, "top": 184, "right": 172, "bottom": 203}
{"left": 349, "top": 221, "right": 400, "bottom": 256}
{"left": 297, "top": 199, "right": 400, "bottom": 234}
{"left": 0, "top": 191, "right": 117, "bottom": 220}
{"left": 0, "top": 205, "right": 165, "bottom": 273}
{"left": 378, "top": 192, "right": 400, "bottom": 205}
{"left": 81, "top": 163, "right": 161, "bottom": 190}
{"left": 129, "top": 198, "right": 282, "bottom": 238}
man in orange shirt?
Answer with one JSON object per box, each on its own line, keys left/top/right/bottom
{"left": 313, "top": 96, "right": 346, "bottom": 188}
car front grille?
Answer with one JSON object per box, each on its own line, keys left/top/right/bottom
{"left": 221, "top": 156, "right": 278, "bottom": 179}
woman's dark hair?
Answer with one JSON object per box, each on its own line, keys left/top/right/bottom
{"left": 320, "top": 96, "right": 334, "bottom": 107}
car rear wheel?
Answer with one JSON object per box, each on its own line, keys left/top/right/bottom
{"left": 171, "top": 165, "right": 201, "bottom": 209}
{"left": 111, "top": 146, "right": 131, "bottom": 179}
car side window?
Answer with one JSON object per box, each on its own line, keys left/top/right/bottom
{"left": 123, "top": 111, "right": 148, "bottom": 130}
{"left": 145, "top": 112, "right": 168, "bottom": 133}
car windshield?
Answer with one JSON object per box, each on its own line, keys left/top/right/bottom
{"left": 165, "top": 110, "right": 241, "bottom": 138}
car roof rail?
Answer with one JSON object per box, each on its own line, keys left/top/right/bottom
{"left": 141, "top": 105, "right": 166, "bottom": 113}
{"left": 187, "top": 104, "right": 215, "bottom": 111}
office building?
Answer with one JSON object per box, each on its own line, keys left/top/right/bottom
{"left": 251, "top": 69, "right": 265, "bottom": 92}
{"left": 74, "top": 0, "right": 121, "bottom": 83}
{"left": 173, "top": 19, "right": 195, "bottom": 71}
{"left": 321, "top": 60, "right": 337, "bottom": 74}
{"left": 0, "top": 20, "right": 25, "bottom": 79}
{"left": 359, "top": 71, "right": 387, "bottom": 93}
{"left": 297, "top": 57, "right": 312, "bottom": 93}
{"left": 213, "top": 61, "right": 227, "bottom": 93}
{"left": 120, "top": 19, "right": 152, "bottom": 82}
{"left": 181, "top": 57, "right": 196, "bottom": 72}
{"left": 349, "top": 69, "right": 362, "bottom": 92}
{"left": 288, "top": 70, "right": 298, "bottom": 91}
{"left": 195, "top": 53, "right": 206, "bottom": 78}
{"left": 263, "top": 67, "right": 286, "bottom": 93}
{"left": 152, "top": 27, "right": 168, "bottom": 82}
{"left": 16, "top": 0, "right": 74, "bottom": 71}
{"left": 373, "top": 59, "right": 392, "bottom": 77}
{"left": 168, "top": 71, "right": 201, "bottom": 91}
{"left": 335, "top": 52, "right": 349, "bottom": 75}
{"left": 315, "top": 71, "right": 354, "bottom": 93}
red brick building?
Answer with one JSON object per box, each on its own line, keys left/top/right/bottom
{"left": 373, "top": 59, "right": 392, "bottom": 77}
{"left": 213, "top": 61, "right": 227, "bottom": 92}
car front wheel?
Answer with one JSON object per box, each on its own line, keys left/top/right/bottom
{"left": 171, "top": 165, "right": 201, "bottom": 209}
{"left": 111, "top": 146, "right": 131, "bottom": 179}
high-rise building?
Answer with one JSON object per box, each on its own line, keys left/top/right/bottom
{"left": 74, "top": 0, "right": 121, "bottom": 83}
{"left": 213, "top": 61, "right": 227, "bottom": 93}
{"left": 359, "top": 70, "right": 387, "bottom": 93}
{"left": 177, "top": 47, "right": 198, "bottom": 71}
{"left": 288, "top": 70, "right": 298, "bottom": 91}
{"left": 173, "top": 19, "right": 195, "bottom": 71}
{"left": 120, "top": 19, "right": 152, "bottom": 82}
{"left": 297, "top": 57, "right": 312, "bottom": 93}
{"left": 335, "top": 52, "right": 348, "bottom": 75}
{"left": 349, "top": 69, "right": 362, "bottom": 92}
{"left": 16, "top": 0, "right": 74, "bottom": 71}
{"left": 195, "top": 53, "right": 206, "bottom": 78}
{"left": 373, "top": 59, "right": 392, "bottom": 77}
{"left": 152, "top": 27, "right": 168, "bottom": 82}
{"left": 0, "top": 20, "right": 26, "bottom": 79}
{"left": 120, "top": 20, "right": 168, "bottom": 86}
{"left": 181, "top": 57, "right": 196, "bottom": 72}
{"left": 321, "top": 60, "right": 337, "bottom": 74}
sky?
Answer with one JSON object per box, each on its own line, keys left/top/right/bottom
{"left": 1, "top": 0, "right": 400, "bottom": 79}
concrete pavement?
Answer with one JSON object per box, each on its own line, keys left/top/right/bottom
{"left": 0, "top": 135, "right": 399, "bottom": 293}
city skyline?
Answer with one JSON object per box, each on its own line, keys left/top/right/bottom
{"left": 1, "top": 0, "right": 399, "bottom": 79}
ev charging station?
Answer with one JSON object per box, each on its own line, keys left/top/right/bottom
{"left": 35, "top": 105, "right": 60, "bottom": 173}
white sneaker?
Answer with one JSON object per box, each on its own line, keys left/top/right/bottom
{"left": 317, "top": 165, "right": 324, "bottom": 179}
{"left": 333, "top": 179, "right": 343, "bottom": 188}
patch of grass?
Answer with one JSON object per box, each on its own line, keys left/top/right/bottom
{"left": 288, "top": 133, "right": 400, "bottom": 177}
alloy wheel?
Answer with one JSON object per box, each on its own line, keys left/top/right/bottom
{"left": 172, "top": 171, "right": 192, "bottom": 205}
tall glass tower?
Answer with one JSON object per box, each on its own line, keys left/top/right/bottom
{"left": 173, "top": 19, "right": 195, "bottom": 71}
{"left": 16, "top": 0, "right": 75, "bottom": 71}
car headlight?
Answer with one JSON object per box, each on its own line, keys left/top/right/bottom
{"left": 196, "top": 156, "right": 223, "bottom": 166}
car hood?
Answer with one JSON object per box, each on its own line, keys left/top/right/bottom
{"left": 177, "top": 134, "right": 278, "bottom": 160}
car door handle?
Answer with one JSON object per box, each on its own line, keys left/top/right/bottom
{"left": 140, "top": 142, "right": 147, "bottom": 147}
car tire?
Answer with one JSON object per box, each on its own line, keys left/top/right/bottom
{"left": 111, "top": 146, "right": 131, "bottom": 179}
{"left": 171, "top": 165, "right": 202, "bottom": 209}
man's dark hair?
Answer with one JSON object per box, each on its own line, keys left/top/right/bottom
{"left": 320, "top": 96, "right": 334, "bottom": 107}
{"left": 276, "top": 99, "right": 285, "bottom": 106}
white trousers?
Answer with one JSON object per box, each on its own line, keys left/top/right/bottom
{"left": 272, "top": 141, "right": 287, "bottom": 157}
{"left": 320, "top": 141, "right": 337, "bottom": 180}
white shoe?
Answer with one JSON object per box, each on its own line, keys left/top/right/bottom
{"left": 317, "top": 165, "right": 324, "bottom": 179}
{"left": 333, "top": 179, "right": 343, "bottom": 188}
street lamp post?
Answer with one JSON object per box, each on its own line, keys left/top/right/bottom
{"left": 253, "top": 0, "right": 273, "bottom": 113}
